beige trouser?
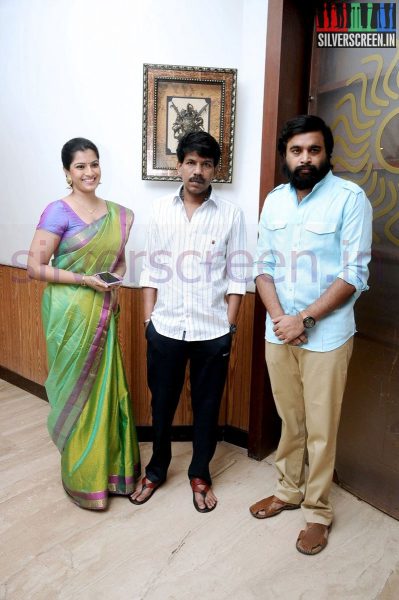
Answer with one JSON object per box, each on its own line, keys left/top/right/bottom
{"left": 266, "top": 337, "right": 353, "bottom": 526}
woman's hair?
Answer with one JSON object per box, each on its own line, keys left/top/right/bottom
{"left": 61, "top": 138, "right": 99, "bottom": 169}
{"left": 176, "top": 131, "right": 221, "bottom": 167}
{"left": 277, "top": 115, "right": 334, "bottom": 160}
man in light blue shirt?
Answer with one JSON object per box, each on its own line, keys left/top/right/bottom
{"left": 249, "top": 115, "right": 372, "bottom": 555}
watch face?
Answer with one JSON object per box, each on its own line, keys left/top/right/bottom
{"left": 303, "top": 316, "right": 316, "bottom": 329}
{"left": 229, "top": 324, "right": 237, "bottom": 334}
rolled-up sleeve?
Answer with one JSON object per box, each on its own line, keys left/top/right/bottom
{"left": 337, "top": 190, "right": 372, "bottom": 291}
{"left": 226, "top": 208, "right": 247, "bottom": 295}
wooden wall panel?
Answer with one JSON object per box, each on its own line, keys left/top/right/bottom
{"left": 226, "top": 293, "right": 254, "bottom": 431}
{"left": 0, "top": 265, "right": 254, "bottom": 432}
{"left": 0, "top": 266, "right": 47, "bottom": 384}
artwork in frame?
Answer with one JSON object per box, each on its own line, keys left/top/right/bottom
{"left": 142, "top": 64, "right": 237, "bottom": 183}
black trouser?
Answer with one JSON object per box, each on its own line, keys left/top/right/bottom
{"left": 145, "top": 321, "right": 232, "bottom": 486}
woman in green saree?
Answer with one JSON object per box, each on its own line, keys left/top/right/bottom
{"left": 28, "top": 138, "right": 140, "bottom": 510}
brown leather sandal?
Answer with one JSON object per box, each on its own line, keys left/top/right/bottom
{"left": 249, "top": 495, "right": 300, "bottom": 519}
{"left": 128, "top": 476, "right": 162, "bottom": 505}
{"left": 296, "top": 522, "right": 331, "bottom": 555}
{"left": 190, "top": 478, "right": 217, "bottom": 513}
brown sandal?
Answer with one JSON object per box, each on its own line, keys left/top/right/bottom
{"left": 296, "top": 522, "right": 331, "bottom": 555}
{"left": 128, "top": 477, "right": 162, "bottom": 505}
{"left": 190, "top": 478, "right": 217, "bottom": 513}
{"left": 249, "top": 495, "right": 300, "bottom": 519}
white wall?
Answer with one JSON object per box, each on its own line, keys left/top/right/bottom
{"left": 0, "top": 0, "right": 268, "bottom": 285}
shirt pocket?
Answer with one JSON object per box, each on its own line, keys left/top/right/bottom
{"left": 303, "top": 221, "right": 338, "bottom": 252}
{"left": 265, "top": 221, "right": 288, "bottom": 251}
{"left": 197, "top": 234, "right": 227, "bottom": 265}
{"left": 305, "top": 222, "right": 337, "bottom": 235}
{"left": 266, "top": 221, "right": 288, "bottom": 232}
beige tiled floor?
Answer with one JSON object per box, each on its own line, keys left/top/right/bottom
{"left": 0, "top": 378, "right": 398, "bottom": 600}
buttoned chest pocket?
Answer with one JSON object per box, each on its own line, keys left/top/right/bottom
{"left": 265, "top": 221, "right": 288, "bottom": 245}
{"left": 303, "top": 221, "right": 337, "bottom": 251}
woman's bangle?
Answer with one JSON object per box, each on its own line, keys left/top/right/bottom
{"left": 143, "top": 318, "right": 151, "bottom": 326}
{"left": 81, "top": 274, "right": 87, "bottom": 287}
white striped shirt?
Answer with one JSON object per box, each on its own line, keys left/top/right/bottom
{"left": 140, "top": 186, "right": 247, "bottom": 341}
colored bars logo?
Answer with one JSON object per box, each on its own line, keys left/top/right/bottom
{"left": 316, "top": 2, "right": 397, "bottom": 48}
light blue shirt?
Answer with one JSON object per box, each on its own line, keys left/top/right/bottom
{"left": 254, "top": 171, "right": 373, "bottom": 352}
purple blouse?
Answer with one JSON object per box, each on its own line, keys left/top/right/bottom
{"left": 37, "top": 200, "right": 92, "bottom": 238}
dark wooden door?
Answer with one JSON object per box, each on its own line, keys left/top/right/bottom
{"left": 249, "top": 0, "right": 399, "bottom": 520}
{"left": 309, "top": 28, "right": 399, "bottom": 520}
{"left": 248, "top": 0, "right": 315, "bottom": 458}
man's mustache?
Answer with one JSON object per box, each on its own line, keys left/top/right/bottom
{"left": 294, "top": 165, "right": 318, "bottom": 175}
{"left": 189, "top": 176, "right": 206, "bottom": 183}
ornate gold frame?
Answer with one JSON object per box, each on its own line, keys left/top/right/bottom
{"left": 142, "top": 64, "right": 237, "bottom": 182}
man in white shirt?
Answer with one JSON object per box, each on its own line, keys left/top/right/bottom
{"left": 129, "top": 132, "right": 247, "bottom": 512}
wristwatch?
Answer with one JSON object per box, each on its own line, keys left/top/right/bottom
{"left": 229, "top": 323, "right": 237, "bottom": 334}
{"left": 301, "top": 312, "right": 316, "bottom": 329}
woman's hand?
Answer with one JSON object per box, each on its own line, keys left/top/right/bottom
{"left": 84, "top": 275, "right": 111, "bottom": 293}
{"left": 110, "top": 272, "right": 123, "bottom": 289}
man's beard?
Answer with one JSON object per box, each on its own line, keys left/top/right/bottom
{"left": 283, "top": 159, "right": 331, "bottom": 190}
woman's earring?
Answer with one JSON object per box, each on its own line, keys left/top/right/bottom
{"left": 66, "top": 175, "right": 73, "bottom": 188}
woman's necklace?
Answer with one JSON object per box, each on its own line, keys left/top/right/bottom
{"left": 75, "top": 198, "right": 99, "bottom": 215}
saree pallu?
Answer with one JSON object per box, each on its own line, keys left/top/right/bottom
{"left": 42, "top": 201, "right": 140, "bottom": 509}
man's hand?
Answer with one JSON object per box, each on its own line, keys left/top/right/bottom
{"left": 272, "top": 314, "right": 307, "bottom": 344}
{"left": 288, "top": 334, "right": 308, "bottom": 346}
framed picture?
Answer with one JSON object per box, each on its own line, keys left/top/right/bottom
{"left": 142, "top": 64, "right": 237, "bottom": 183}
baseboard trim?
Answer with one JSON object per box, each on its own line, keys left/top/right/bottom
{"left": 223, "top": 425, "right": 249, "bottom": 449}
{"left": 137, "top": 425, "right": 248, "bottom": 448}
{"left": 0, "top": 366, "right": 48, "bottom": 401}
{"left": 0, "top": 368, "right": 249, "bottom": 449}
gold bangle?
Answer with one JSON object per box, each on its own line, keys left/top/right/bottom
{"left": 81, "top": 274, "right": 87, "bottom": 287}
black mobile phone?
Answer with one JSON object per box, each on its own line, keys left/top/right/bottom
{"left": 96, "top": 272, "right": 122, "bottom": 286}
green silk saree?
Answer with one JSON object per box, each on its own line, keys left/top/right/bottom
{"left": 42, "top": 201, "right": 140, "bottom": 509}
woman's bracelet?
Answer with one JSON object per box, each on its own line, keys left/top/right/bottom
{"left": 81, "top": 274, "right": 87, "bottom": 287}
{"left": 143, "top": 318, "right": 151, "bottom": 326}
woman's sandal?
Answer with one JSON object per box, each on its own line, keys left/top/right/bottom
{"left": 190, "top": 478, "right": 217, "bottom": 513}
{"left": 128, "top": 476, "right": 162, "bottom": 505}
